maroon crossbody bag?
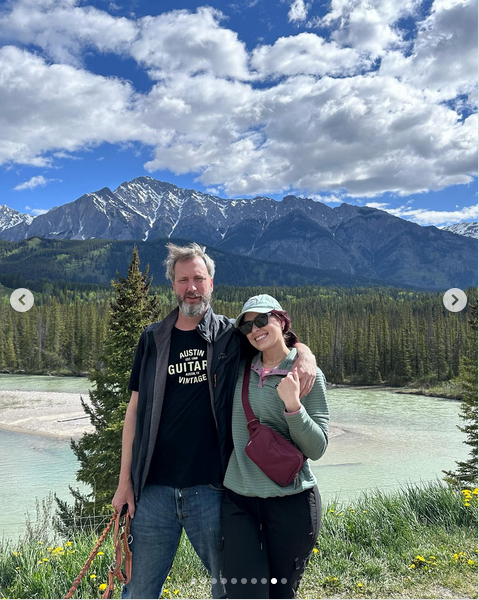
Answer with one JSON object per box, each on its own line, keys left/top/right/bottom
{"left": 241, "top": 361, "right": 306, "bottom": 487}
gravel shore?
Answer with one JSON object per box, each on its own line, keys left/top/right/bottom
{"left": 0, "top": 390, "right": 94, "bottom": 440}
{"left": 0, "top": 390, "right": 344, "bottom": 440}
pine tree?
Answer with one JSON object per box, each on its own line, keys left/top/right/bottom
{"left": 56, "top": 247, "right": 161, "bottom": 530}
{"left": 443, "top": 304, "right": 478, "bottom": 488}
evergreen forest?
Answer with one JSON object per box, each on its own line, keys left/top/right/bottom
{"left": 1, "top": 282, "right": 476, "bottom": 386}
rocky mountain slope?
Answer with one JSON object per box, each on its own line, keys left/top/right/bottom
{"left": 441, "top": 221, "right": 478, "bottom": 239}
{"left": 1, "top": 177, "right": 476, "bottom": 290}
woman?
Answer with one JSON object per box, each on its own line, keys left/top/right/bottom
{"left": 221, "top": 294, "right": 329, "bottom": 599}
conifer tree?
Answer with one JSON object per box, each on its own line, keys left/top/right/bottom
{"left": 56, "top": 247, "right": 161, "bottom": 529}
{"left": 443, "top": 304, "right": 478, "bottom": 488}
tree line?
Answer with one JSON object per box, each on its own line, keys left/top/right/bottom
{"left": 1, "top": 282, "right": 476, "bottom": 386}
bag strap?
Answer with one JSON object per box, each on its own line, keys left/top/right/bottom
{"left": 241, "top": 360, "right": 257, "bottom": 425}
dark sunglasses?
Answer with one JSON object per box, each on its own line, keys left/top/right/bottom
{"left": 238, "top": 312, "right": 271, "bottom": 335}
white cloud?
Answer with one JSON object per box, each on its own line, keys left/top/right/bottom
{"left": 206, "top": 187, "right": 220, "bottom": 195}
{"left": 131, "top": 7, "right": 250, "bottom": 80}
{"left": 288, "top": 0, "right": 309, "bottom": 23}
{"left": 366, "top": 202, "right": 478, "bottom": 226}
{"left": 311, "top": 194, "right": 343, "bottom": 204}
{"left": 0, "top": 1, "right": 249, "bottom": 79}
{"left": 314, "top": 0, "right": 420, "bottom": 56}
{"left": 0, "top": 0, "right": 476, "bottom": 200}
{"left": 25, "top": 205, "right": 49, "bottom": 215}
{"left": 365, "top": 202, "right": 390, "bottom": 209}
{"left": 380, "top": 0, "right": 478, "bottom": 104}
{"left": 251, "top": 33, "right": 367, "bottom": 78}
{"left": 0, "top": 0, "right": 137, "bottom": 67}
{"left": 0, "top": 45, "right": 150, "bottom": 167}
{"left": 14, "top": 175, "right": 55, "bottom": 190}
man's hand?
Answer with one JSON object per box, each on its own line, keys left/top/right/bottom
{"left": 112, "top": 480, "right": 135, "bottom": 518}
{"left": 293, "top": 342, "right": 317, "bottom": 398}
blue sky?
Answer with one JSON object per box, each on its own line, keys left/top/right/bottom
{"left": 0, "top": 0, "right": 477, "bottom": 226}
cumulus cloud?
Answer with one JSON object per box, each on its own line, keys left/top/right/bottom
{"left": 380, "top": 0, "right": 478, "bottom": 104}
{"left": 366, "top": 201, "right": 478, "bottom": 226}
{"left": 0, "top": 0, "right": 136, "bottom": 66}
{"left": 0, "top": 46, "right": 150, "bottom": 167}
{"left": 314, "top": 0, "right": 420, "bottom": 56}
{"left": 311, "top": 194, "right": 343, "bottom": 204}
{"left": 288, "top": 0, "right": 309, "bottom": 23}
{"left": 131, "top": 7, "right": 250, "bottom": 80}
{"left": 251, "top": 33, "right": 367, "bottom": 78}
{"left": 0, "top": 0, "right": 249, "bottom": 78}
{"left": 0, "top": 0, "right": 476, "bottom": 200}
{"left": 14, "top": 175, "right": 57, "bottom": 190}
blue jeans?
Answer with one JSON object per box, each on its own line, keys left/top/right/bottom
{"left": 122, "top": 484, "right": 226, "bottom": 599}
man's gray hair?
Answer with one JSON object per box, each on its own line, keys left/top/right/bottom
{"left": 164, "top": 242, "right": 216, "bottom": 282}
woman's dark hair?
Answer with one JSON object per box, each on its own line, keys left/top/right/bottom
{"left": 270, "top": 310, "right": 299, "bottom": 347}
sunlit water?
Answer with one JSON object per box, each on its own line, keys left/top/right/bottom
{"left": 0, "top": 376, "right": 468, "bottom": 541}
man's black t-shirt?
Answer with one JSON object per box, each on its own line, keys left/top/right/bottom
{"left": 129, "top": 326, "right": 222, "bottom": 488}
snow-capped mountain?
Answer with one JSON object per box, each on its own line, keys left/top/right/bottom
{"left": 0, "top": 177, "right": 476, "bottom": 290}
{"left": 0, "top": 205, "right": 33, "bottom": 232}
{"left": 440, "top": 222, "right": 478, "bottom": 239}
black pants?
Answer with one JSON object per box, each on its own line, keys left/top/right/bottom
{"left": 220, "top": 486, "right": 321, "bottom": 599}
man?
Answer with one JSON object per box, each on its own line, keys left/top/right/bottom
{"left": 112, "top": 242, "right": 316, "bottom": 599}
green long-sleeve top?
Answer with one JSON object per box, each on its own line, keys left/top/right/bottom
{"left": 223, "top": 348, "right": 329, "bottom": 498}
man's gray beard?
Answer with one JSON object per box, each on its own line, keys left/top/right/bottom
{"left": 177, "top": 292, "right": 211, "bottom": 318}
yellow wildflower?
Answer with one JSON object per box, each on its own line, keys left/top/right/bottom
{"left": 167, "top": 576, "right": 171, "bottom": 580}
{"left": 409, "top": 564, "right": 415, "bottom": 569}
{"left": 99, "top": 584, "right": 107, "bottom": 592}
{"left": 43, "top": 558, "right": 49, "bottom": 562}
{"left": 468, "top": 560, "right": 474, "bottom": 565}
{"left": 90, "top": 574, "right": 97, "bottom": 580}
{"left": 164, "top": 589, "right": 169, "bottom": 594}
{"left": 13, "top": 551, "right": 19, "bottom": 556}
{"left": 65, "top": 541, "right": 72, "bottom": 547}
{"left": 464, "top": 502, "right": 470, "bottom": 506}
{"left": 174, "top": 591, "right": 179, "bottom": 595}
{"left": 472, "top": 488, "right": 478, "bottom": 495}
{"left": 357, "top": 582, "right": 364, "bottom": 587}
{"left": 313, "top": 548, "right": 319, "bottom": 554}
{"left": 429, "top": 556, "right": 436, "bottom": 559}
{"left": 329, "top": 509, "right": 335, "bottom": 513}
{"left": 97, "top": 551, "right": 104, "bottom": 556}
{"left": 38, "top": 541, "right": 43, "bottom": 545}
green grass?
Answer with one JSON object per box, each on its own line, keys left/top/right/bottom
{"left": 0, "top": 482, "right": 477, "bottom": 599}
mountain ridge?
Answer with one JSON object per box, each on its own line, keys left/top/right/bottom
{"left": 0, "top": 177, "right": 476, "bottom": 290}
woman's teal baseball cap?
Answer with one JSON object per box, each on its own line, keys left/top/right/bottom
{"left": 234, "top": 294, "right": 283, "bottom": 328}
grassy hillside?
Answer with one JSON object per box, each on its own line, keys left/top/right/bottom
{"left": 0, "top": 482, "right": 476, "bottom": 599}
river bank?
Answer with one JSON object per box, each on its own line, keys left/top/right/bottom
{"left": 0, "top": 389, "right": 346, "bottom": 440}
{"left": 1, "top": 481, "right": 477, "bottom": 599}
{"left": 0, "top": 390, "right": 95, "bottom": 440}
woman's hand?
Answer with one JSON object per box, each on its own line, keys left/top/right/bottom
{"left": 277, "top": 368, "right": 302, "bottom": 413}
